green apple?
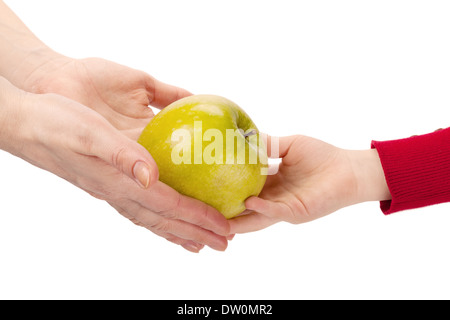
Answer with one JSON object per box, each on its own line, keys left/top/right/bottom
{"left": 138, "top": 94, "right": 268, "bottom": 219}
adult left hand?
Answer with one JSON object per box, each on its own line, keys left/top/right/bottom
{"left": 23, "top": 56, "right": 191, "bottom": 140}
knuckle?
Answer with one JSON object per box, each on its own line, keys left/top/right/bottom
{"left": 197, "top": 204, "right": 209, "bottom": 220}
{"left": 160, "top": 194, "right": 184, "bottom": 219}
{"left": 151, "top": 219, "right": 172, "bottom": 233}
{"left": 286, "top": 200, "right": 308, "bottom": 224}
{"left": 194, "top": 232, "right": 218, "bottom": 248}
{"left": 159, "top": 209, "right": 179, "bottom": 220}
{"left": 74, "top": 122, "right": 95, "bottom": 153}
{"left": 111, "top": 146, "right": 127, "bottom": 171}
{"left": 129, "top": 217, "right": 144, "bottom": 227}
{"left": 158, "top": 193, "right": 182, "bottom": 218}
{"left": 145, "top": 76, "right": 156, "bottom": 104}
{"left": 193, "top": 205, "right": 210, "bottom": 228}
{"left": 71, "top": 118, "right": 106, "bottom": 155}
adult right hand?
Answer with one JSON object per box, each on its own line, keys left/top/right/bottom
{"left": 0, "top": 76, "right": 230, "bottom": 252}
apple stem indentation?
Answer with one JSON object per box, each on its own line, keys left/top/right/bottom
{"left": 243, "top": 130, "right": 257, "bottom": 138}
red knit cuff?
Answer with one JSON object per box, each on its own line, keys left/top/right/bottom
{"left": 371, "top": 128, "right": 450, "bottom": 215}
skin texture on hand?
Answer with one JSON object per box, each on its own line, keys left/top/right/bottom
{"left": 19, "top": 58, "right": 227, "bottom": 252}
{"left": 22, "top": 57, "right": 191, "bottom": 140}
{"left": 0, "top": 2, "right": 233, "bottom": 252}
{"left": 0, "top": 1, "right": 188, "bottom": 141}
{"left": 0, "top": 76, "right": 230, "bottom": 252}
{"left": 229, "top": 135, "right": 391, "bottom": 234}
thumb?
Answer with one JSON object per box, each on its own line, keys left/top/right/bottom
{"left": 146, "top": 76, "right": 192, "bottom": 109}
{"left": 90, "top": 124, "right": 159, "bottom": 188}
{"left": 260, "top": 134, "right": 298, "bottom": 159}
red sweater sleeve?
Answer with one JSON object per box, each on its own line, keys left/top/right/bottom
{"left": 371, "top": 128, "right": 450, "bottom": 214}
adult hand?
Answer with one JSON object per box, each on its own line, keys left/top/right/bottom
{"left": 2, "top": 1, "right": 190, "bottom": 141}
{"left": 0, "top": 2, "right": 230, "bottom": 252}
{"left": 22, "top": 56, "right": 190, "bottom": 140}
{"left": 0, "top": 77, "right": 229, "bottom": 252}
{"left": 229, "top": 135, "right": 391, "bottom": 233}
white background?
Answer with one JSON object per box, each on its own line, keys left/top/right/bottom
{"left": 1, "top": 0, "right": 450, "bottom": 300}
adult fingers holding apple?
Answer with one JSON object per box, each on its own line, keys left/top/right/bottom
{"left": 107, "top": 184, "right": 230, "bottom": 253}
{"left": 0, "top": 1, "right": 231, "bottom": 252}
{"left": 0, "top": 76, "right": 230, "bottom": 253}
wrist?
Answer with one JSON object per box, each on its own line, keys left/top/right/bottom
{"left": 21, "top": 51, "right": 72, "bottom": 93}
{"left": 348, "top": 148, "right": 391, "bottom": 204}
{"left": 0, "top": 0, "right": 70, "bottom": 92}
{"left": 2, "top": 45, "right": 70, "bottom": 93}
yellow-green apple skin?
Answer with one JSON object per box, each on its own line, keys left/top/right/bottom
{"left": 138, "top": 94, "right": 268, "bottom": 219}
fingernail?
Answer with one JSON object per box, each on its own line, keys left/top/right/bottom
{"left": 182, "top": 242, "right": 201, "bottom": 253}
{"left": 133, "top": 161, "right": 151, "bottom": 188}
